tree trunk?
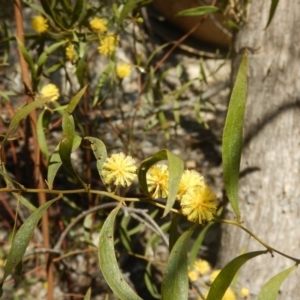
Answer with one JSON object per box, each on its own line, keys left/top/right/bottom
{"left": 218, "top": 1, "right": 300, "bottom": 299}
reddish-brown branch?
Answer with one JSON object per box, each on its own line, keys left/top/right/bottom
{"left": 13, "top": 0, "right": 53, "bottom": 298}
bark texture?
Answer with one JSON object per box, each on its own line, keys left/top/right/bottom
{"left": 218, "top": 1, "right": 300, "bottom": 299}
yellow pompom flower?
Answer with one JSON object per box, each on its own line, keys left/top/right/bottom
{"left": 32, "top": 16, "right": 48, "bottom": 33}
{"left": 101, "top": 153, "right": 137, "bottom": 187}
{"left": 98, "top": 35, "right": 117, "bottom": 56}
{"left": 180, "top": 184, "right": 217, "bottom": 224}
{"left": 240, "top": 287, "right": 250, "bottom": 298}
{"left": 147, "top": 164, "right": 169, "bottom": 199}
{"left": 116, "top": 63, "right": 131, "bottom": 79}
{"left": 188, "top": 270, "right": 198, "bottom": 282}
{"left": 89, "top": 17, "right": 107, "bottom": 33}
{"left": 65, "top": 44, "right": 77, "bottom": 61}
{"left": 177, "top": 170, "right": 205, "bottom": 200}
{"left": 40, "top": 84, "right": 60, "bottom": 102}
{"left": 194, "top": 259, "right": 211, "bottom": 275}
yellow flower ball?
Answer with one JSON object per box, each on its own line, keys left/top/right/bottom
{"left": 193, "top": 259, "right": 211, "bottom": 275}
{"left": 116, "top": 63, "right": 131, "bottom": 79}
{"left": 240, "top": 287, "right": 250, "bottom": 298}
{"left": 98, "top": 35, "right": 117, "bottom": 56}
{"left": 188, "top": 270, "right": 198, "bottom": 282}
{"left": 181, "top": 184, "right": 217, "bottom": 224}
{"left": 40, "top": 84, "right": 60, "bottom": 102}
{"left": 177, "top": 170, "right": 205, "bottom": 200}
{"left": 89, "top": 17, "right": 107, "bottom": 33}
{"left": 222, "top": 287, "right": 236, "bottom": 300}
{"left": 101, "top": 153, "right": 137, "bottom": 187}
{"left": 32, "top": 16, "right": 48, "bottom": 33}
{"left": 147, "top": 164, "right": 169, "bottom": 199}
{"left": 65, "top": 44, "right": 77, "bottom": 61}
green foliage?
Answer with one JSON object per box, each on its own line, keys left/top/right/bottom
{"left": 257, "top": 265, "right": 297, "bottom": 300}
{"left": 222, "top": 51, "right": 248, "bottom": 221}
{"left": 0, "top": 196, "right": 61, "bottom": 286}
{"left": 161, "top": 227, "right": 195, "bottom": 300}
{"left": 98, "top": 204, "right": 143, "bottom": 300}
{"left": 206, "top": 251, "right": 267, "bottom": 300}
{"left": 0, "top": 0, "right": 299, "bottom": 299}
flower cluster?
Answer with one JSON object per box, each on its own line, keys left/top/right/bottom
{"left": 65, "top": 44, "right": 77, "bottom": 61}
{"left": 32, "top": 15, "right": 48, "bottom": 33}
{"left": 116, "top": 63, "right": 131, "bottom": 79}
{"left": 98, "top": 35, "right": 117, "bottom": 56}
{"left": 89, "top": 17, "right": 107, "bottom": 34}
{"left": 40, "top": 84, "right": 60, "bottom": 102}
{"left": 188, "top": 259, "right": 211, "bottom": 282}
{"left": 101, "top": 153, "right": 137, "bottom": 187}
{"left": 145, "top": 165, "right": 217, "bottom": 224}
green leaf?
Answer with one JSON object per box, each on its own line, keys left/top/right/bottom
{"left": 83, "top": 287, "right": 91, "bottom": 300}
{"left": 84, "top": 137, "right": 107, "bottom": 186}
{"left": 93, "top": 63, "right": 113, "bottom": 106}
{"left": 66, "top": 85, "right": 88, "bottom": 114}
{"left": 161, "top": 227, "right": 195, "bottom": 300}
{"left": 177, "top": 6, "right": 219, "bottom": 17}
{"left": 0, "top": 196, "right": 61, "bottom": 285}
{"left": 206, "top": 250, "right": 267, "bottom": 300}
{"left": 37, "top": 40, "right": 67, "bottom": 67}
{"left": 265, "top": 0, "right": 280, "bottom": 29}
{"left": 47, "top": 135, "right": 82, "bottom": 189}
{"left": 59, "top": 113, "right": 86, "bottom": 188}
{"left": 118, "top": 0, "right": 151, "bottom": 27}
{"left": 98, "top": 204, "right": 143, "bottom": 300}
{"left": 137, "top": 150, "right": 184, "bottom": 217}
{"left": 37, "top": 109, "right": 50, "bottom": 160}
{"left": 222, "top": 51, "right": 248, "bottom": 221}
{"left": 257, "top": 265, "right": 297, "bottom": 300}
{"left": 169, "top": 214, "right": 179, "bottom": 252}
{"left": 144, "top": 263, "right": 160, "bottom": 299}
{"left": 71, "top": 0, "right": 87, "bottom": 25}
{"left": 16, "top": 38, "right": 37, "bottom": 86}
{"left": 189, "top": 222, "right": 213, "bottom": 268}
{"left": 0, "top": 97, "right": 46, "bottom": 149}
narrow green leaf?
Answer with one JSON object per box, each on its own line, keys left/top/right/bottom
{"left": 222, "top": 51, "right": 248, "bottom": 221}
{"left": 257, "top": 265, "right": 297, "bottom": 300}
{"left": 137, "top": 150, "right": 184, "bottom": 217}
{"left": 1, "top": 98, "right": 46, "bottom": 148}
{"left": 177, "top": 6, "right": 219, "bottom": 17}
{"left": 161, "top": 227, "right": 195, "bottom": 300}
{"left": 37, "top": 40, "right": 67, "bottom": 67}
{"left": 0, "top": 165, "right": 36, "bottom": 211}
{"left": 98, "top": 204, "right": 143, "bottom": 300}
{"left": 59, "top": 113, "right": 86, "bottom": 188}
{"left": 93, "top": 63, "right": 113, "bottom": 106}
{"left": 84, "top": 137, "right": 107, "bottom": 185}
{"left": 83, "top": 287, "right": 91, "bottom": 300}
{"left": 16, "top": 38, "right": 37, "bottom": 85}
{"left": 144, "top": 263, "right": 160, "bottom": 299}
{"left": 71, "top": 0, "right": 87, "bottom": 25}
{"left": 66, "top": 85, "right": 88, "bottom": 114}
{"left": 189, "top": 222, "right": 213, "bottom": 268}
{"left": 169, "top": 214, "right": 179, "bottom": 252}
{"left": 37, "top": 109, "right": 50, "bottom": 160}
{"left": 47, "top": 135, "right": 81, "bottom": 189}
{"left": 206, "top": 250, "right": 267, "bottom": 300}
{"left": 265, "top": 0, "right": 280, "bottom": 29}
{"left": 0, "top": 196, "right": 61, "bottom": 285}
{"left": 118, "top": 0, "right": 151, "bottom": 27}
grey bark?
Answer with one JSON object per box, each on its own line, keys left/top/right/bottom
{"left": 218, "top": 1, "right": 300, "bottom": 299}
